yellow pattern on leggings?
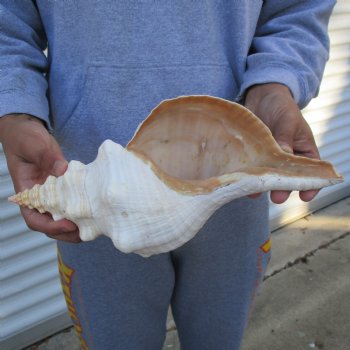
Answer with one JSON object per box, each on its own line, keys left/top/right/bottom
{"left": 58, "top": 250, "right": 88, "bottom": 350}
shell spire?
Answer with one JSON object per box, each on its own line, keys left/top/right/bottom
{"left": 8, "top": 185, "right": 46, "bottom": 213}
{"left": 7, "top": 96, "right": 343, "bottom": 257}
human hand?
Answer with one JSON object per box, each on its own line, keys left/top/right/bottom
{"left": 244, "top": 83, "right": 320, "bottom": 204}
{"left": 0, "top": 114, "right": 81, "bottom": 242}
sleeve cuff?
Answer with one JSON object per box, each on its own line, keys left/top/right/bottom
{"left": 0, "top": 90, "right": 52, "bottom": 131}
{"left": 237, "top": 64, "right": 307, "bottom": 109}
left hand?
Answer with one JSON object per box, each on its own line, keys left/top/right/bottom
{"left": 0, "top": 114, "right": 81, "bottom": 242}
{"left": 244, "top": 83, "right": 320, "bottom": 204}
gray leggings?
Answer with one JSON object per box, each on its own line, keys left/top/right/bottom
{"left": 57, "top": 195, "right": 270, "bottom": 350}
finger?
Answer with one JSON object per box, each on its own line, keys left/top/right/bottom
{"left": 270, "top": 190, "right": 291, "bottom": 204}
{"left": 273, "top": 119, "right": 295, "bottom": 155}
{"left": 278, "top": 143, "right": 294, "bottom": 154}
{"left": 50, "top": 159, "right": 69, "bottom": 177}
{"left": 45, "top": 139, "right": 68, "bottom": 177}
{"left": 39, "top": 138, "right": 68, "bottom": 177}
{"left": 299, "top": 189, "right": 319, "bottom": 202}
{"left": 16, "top": 127, "right": 68, "bottom": 177}
{"left": 270, "top": 118, "right": 294, "bottom": 206}
{"left": 21, "top": 207, "right": 78, "bottom": 236}
{"left": 6, "top": 136, "right": 68, "bottom": 192}
{"left": 295, "top": 143, "right": 320, "bottom": 160}
{"left": 46, "top": 230, "right": 82, "bottom": 243}
{"left": 270, "top": 117, "right": 296, "bottom": 204}
{"left": 262, "top": 101, "right": 298, "bottom": 154}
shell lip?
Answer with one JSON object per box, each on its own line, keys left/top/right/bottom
{"left": 127, "top": 95, "right": 252, "bottom": 149}
{"left": 127, "top": 151, "right": 344, "bottom": 195}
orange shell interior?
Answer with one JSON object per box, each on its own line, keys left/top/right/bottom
{"left": 127, "top": 96, "right": 342, "bottom": 194}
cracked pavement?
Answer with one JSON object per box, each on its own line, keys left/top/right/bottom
{"left": 265, "top": 230, "right": 350, "bottom": 281}
{"left": 242, "top": 196, "right": 350, "bottom": 350}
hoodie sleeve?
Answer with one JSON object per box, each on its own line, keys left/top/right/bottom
{"left": 0, "top": 1, "right": 50, "bottom": 128}
{"left": 238, "top": 0, "right": 336, "bottom": 109}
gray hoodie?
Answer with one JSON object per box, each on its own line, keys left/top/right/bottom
{"left": 0, "top": 0, "right": 335, "bottom": 161}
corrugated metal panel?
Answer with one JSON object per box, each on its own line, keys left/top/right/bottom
{"left": 0, "top": 144, "right": 71, "bottom": 350}
{"left": 269, "top": 0, "right": 350, "bottom": 228}
{"left": 0, "top": 2, "right": 349, "bottom": 349}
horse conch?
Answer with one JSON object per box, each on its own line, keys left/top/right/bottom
{"left": 9, "top": 96, "right": 343, "bottom": 257}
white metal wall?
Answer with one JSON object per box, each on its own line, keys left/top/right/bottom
{"left": 0, "top": 2, "right": 349, "bottom": 350}
{"left": 269, "top": 0, "right": 350, "bottom": 228}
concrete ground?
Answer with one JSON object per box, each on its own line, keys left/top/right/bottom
{"left": 25, "top": 196, "right": 350, "bottom": 350}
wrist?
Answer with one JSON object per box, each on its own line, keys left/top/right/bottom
{"left": 245, "top": 83, "right": 293, "bottom": 105}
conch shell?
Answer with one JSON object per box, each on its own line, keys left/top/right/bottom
{"left": 9, "top": 96, "right": 343, "bottom": 257}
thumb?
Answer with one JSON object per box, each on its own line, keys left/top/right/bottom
{"left": 277, "top": 142, "right": 293, "bottom": 155}
{"left": 272, "top": 120, "right": 295, "bottom": 155}
{"left": 270, "top": 121, "right": 295, "bottom": 204}
{"left": 51, "top": 159, "right": 68, "bottom": 177}
{"left": 38, "top": 137, "right": 68, "bottom": 177}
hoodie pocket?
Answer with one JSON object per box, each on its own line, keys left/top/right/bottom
{"left": 55, "top": 64, "right": 237, "bottom": 162}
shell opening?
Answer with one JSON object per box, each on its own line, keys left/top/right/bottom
{"left": 127, "top": 96, "right": 341, "bottom": 193}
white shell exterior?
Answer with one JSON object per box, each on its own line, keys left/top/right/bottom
{"left": 11, "top": 139, "right": 341, "bottom": 257}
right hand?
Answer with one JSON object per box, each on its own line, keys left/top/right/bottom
{"left": 0, "top": 114, "right": 81, "bottom": 242}
{"left": 244, "top": 83, "right": 320, "bottom": 204}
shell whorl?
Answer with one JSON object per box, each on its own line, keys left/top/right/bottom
{"left": 9, "top": 160, "right": 91, "bottom": 222}
{"left": 8, "top": 185, "right": 43, "bottom": 212}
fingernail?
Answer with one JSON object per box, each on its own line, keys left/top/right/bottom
{"left": 52, "top": 160, "right": 68, "bottom": 176}
{"left": 280, "top": 144, "right": 293, "bottom": 154}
